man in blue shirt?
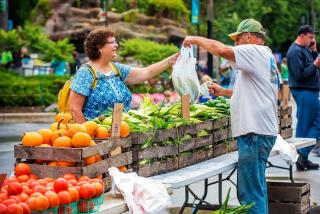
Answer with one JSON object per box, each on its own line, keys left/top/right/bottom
{"left": 287, "top": 25, "right": 320, "bottom": 170}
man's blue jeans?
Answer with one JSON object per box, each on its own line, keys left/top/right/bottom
{"left": 291, "top": 89, "right": 320, "bottom": 158}
{"left": 237, "top": 134, "right": 276, "bottom": 214}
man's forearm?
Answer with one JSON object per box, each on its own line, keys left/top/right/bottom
{"left": 223, "top": 88, "right": 233, "bottom": 97}
{"left": 192, "top": 36, "right": 235, "bottom": 62}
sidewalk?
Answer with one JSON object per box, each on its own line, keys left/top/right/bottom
{"left": 0, "top": 112, "right": 55, "bottom": 123}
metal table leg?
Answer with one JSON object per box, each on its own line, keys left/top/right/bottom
{"left": 179, "top": 185, "right": 190, "bottom": 214}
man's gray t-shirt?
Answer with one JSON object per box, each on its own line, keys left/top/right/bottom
{"left": 230, "top": 44, "right": 279, "bottom": 137}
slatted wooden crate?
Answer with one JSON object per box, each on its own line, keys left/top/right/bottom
{"left": 278, "top": 106, "right": 293, "bottom": 139}
{"left": 213, "top": 117, "right": 233, "bottom": 157}
{"left": 14, "top": 137, "right": 132, "bottom": 190}
{"left": 131, "top": 129, "right": 179, "bottom": 177}
{"left": 177, "top": 120, "right": 214, "bottom": 169}
{"left": 268, "top": 182, "right": 310, "bottom": 214}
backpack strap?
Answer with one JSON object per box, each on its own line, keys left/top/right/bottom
{"left": 110, "top": 62, "right": 121, "bottom": 79}
{"left": 81, "top": 64, "right": 98, "bottom": 88}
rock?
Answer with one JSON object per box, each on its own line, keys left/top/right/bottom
{"left": 38, "top": 1, "right": 187, "bottom": 45}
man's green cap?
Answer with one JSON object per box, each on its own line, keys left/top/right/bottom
{"left": 228, "top": 18, "right": 266, "bottom": 41}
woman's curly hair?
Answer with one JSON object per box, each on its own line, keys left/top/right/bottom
{"left": 84, "top": 28, "right": 115, "bottom": 60}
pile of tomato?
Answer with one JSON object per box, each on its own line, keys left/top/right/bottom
{"left": 0, "top": 163, "right": 104, "bottom": 214}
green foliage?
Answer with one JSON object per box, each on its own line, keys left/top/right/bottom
{"left": 19, "top": 22, "right": 49, "bottom": 53}
{"left": 123, "top": 9, "right": 139, "bottom": 23}
{"left": 191, "top": 0, "right": 320, "bottom": 52}
{"left": 30, "top": 0, "right": 52, "bottom": 25}
{"left": 118, "top": 38, "right": 179, "bottom": 66}
{"left": 0, "top": 29, "right": 24, "bottom": 52}
{"left": 149, "top": 0, "right": 189, "bottom": 15}
{"left": 16, "top": 23, "right": 75, "bottom": 63}
{"left": 40, "top": 39, "right": 75, "bottom": 63}
{"left": 0, "top": 68, "right": 67, "bottom": 107}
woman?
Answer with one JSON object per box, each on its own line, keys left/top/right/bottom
{"left": 70, "top": 28, "right": 179, "bottom": 123}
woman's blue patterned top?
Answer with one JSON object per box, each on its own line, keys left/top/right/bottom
{"left": 70, "top": 63, "right": 132, "bottom": 120}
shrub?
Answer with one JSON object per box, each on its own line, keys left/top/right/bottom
{"left": 118, "top": 38, "right": 178, "bottom": 66}
{"left": 0, "top": 69, "right": 68, "bottom": 107}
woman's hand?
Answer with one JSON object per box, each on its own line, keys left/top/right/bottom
{"left": 168, "top": 52, "right": 180, "bottom": 67}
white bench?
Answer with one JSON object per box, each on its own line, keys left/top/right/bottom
{"left": 97, "top": 137, "right": 316, "bottom": 214}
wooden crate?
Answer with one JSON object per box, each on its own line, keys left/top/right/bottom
{"left": 213, "top": 117, "right": 233, "bottom": 157}
{"left": 178, "top": 120, "right": 214, "bottom": 168}
{"left": 15, "top": 137, "right": 132, "bottom": 189}
{"left": 268, "top": 182, "right": 310, "bottom": 214}
{"left": 131, "top": 128, "right": 179, "bottom": 177}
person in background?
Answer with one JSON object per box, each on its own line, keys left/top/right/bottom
{"left": 183, "top": 18, "right": 279, "bottom": 214}
{"left": 70, "top": 28, "right": 179, "bottom": 123}
{"left": 219, "top": 58, "right": 237, "bottom": 88}
{"left": 1, "top": 49, "right": 13, "bottom": 69}
{"left": 286, "top": 25, "right": 320, "bottom": 170}
{"left": 50, "top": 60, "right": 67, "bottom": 76}
{"left": 280, "top": 57, "right": 289, "bottom": 84}
{"left": 69, "top": 51, "right": 81, "bottom": 75}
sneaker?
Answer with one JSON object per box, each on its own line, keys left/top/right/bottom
{"left": 305, "top": 159, "right": 319, "bottom": 170}
{"left": 296, "top": 155, "right": 307, "bottom": 171}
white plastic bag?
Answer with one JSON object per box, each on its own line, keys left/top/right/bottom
{"left": 172, "top": 46, "right": 200, "bottom": 102}
{"left": 272, "top": 134, "right": 299, "bottom": 165}
{"left": 108, "top": 167, "right": 171, "bottom": 214}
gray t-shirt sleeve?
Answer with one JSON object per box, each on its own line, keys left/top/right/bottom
{"left": 232, "top": 45, "right": 258, "bottom": 74}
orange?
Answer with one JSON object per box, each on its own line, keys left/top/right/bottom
{"left": 95, "top": 126, "right": 110, "bottom": 138}
{"left": 95, "top": 155, "right": 102, "bottom": 162}
{"left": 48, "top": 161, "right": 58, "bottom": 166}
{"left": 50, "top": 129, "right": 67, "bottom": 144}
{"left": 53, "top": 136, "right": 72, "bottom": 148}
{"left": 120, "top": 121, "right": 130, "bottom": 138}
{"left": 83, "top": 121, "right": 98, "bottom": 137}
{"left": 67, "top": 124, "right": 87, "bottom": 137}
{"left": 71, "top": 132, "right": 92, "bottom": 148}
{"left": 117, "top": 165, "right": 128, "bottom": 172}
{"left": 85, "top": 155, "right": 96, "bottom": 166}
{"left": 15, "top": 163, "right": 31, "bottom": 176}
{"left": 57, "top": 161, "right": 74, "bottom": 167}
{"left": 22, "top": 132, "right": 43, "bottom": 146}
{"left": 55, "top": 113, "right": 72, "bottom": 124}
{"left": 50, "top": 122, "right": 67, "bottom": 131}
{"left": 37, "top": 129, "right": 53, "bottom": 145}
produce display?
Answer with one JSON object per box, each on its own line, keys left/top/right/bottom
{"left": 0, "top": 163, "right": 104, "bottom": 214}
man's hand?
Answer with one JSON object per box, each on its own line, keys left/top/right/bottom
{"left": 208, "top": 82, "right": 224, "bottom": 96}
{"left": 310, "top": 41, "right": 317, "bottom": 52}
{"left": 183, "top": 36, "right": 198, "bottom": 47}
{"left": 314, "top": 56, "right": 320, "bottom": 68}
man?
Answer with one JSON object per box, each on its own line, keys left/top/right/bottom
{"left": 183, "top": 18, "right": 279, "bottom": 214}
{"left": 287, "top": 25, "right": 320, "bottom": 170}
